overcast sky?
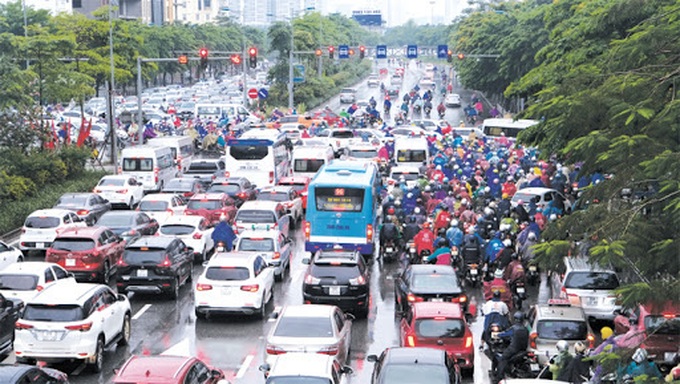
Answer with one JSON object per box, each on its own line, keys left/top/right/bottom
{"left": 321, "top": 0, "right": 466, "bottom": 27}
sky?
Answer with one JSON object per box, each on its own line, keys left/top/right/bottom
{"left": 319, "top": 0, "right": 466, "bottom": 27}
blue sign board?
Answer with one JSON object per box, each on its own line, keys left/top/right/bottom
{"left": 376, "top": 45, "right": 387, "bottom": 59}
{"left": 437, "top": 45, "right": 448, "bottom": 59}
{"left": 258, "top": 88, "right": 268, "bottom": 100}
{"left": 407, "top": 45, "right": 418, "bottom": 59}
{"left": 293, "top": 64, "right": 305, "bottom": 83}
{"left": 338, "top": 45, "right": 349, "bottom": 59}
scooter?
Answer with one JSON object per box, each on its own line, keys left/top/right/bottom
{"left": 526, "top": 263, "right": 539, "bottom": 286}
{"left": 511, "top": 281, "right": 527, "bottom": 310}
{"left": 407, "top": 242, "right": 419, "bottom": 264}
{"left": 424, "top": 106, "right": 432, "bottom": 119}
{"left": 381, "top": 240, "right": 399, "bottom": 263}
{"left": 465, "top": 263, "right": 480, "bottom": 287}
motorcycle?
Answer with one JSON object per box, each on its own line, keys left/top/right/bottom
{"left": 488, "top": 334, "right": 544, "bottom": 380}
{"left": 526, "top": 263, "right": 539, "bottom": 286}
{"left": 407, "top": 242, "right": 419, "bottom": 264}
{"left": 413, "top": 104, "right": 422, "bottom": 117}
{"left": 381, "top": 240, "right": 399, "bottom": 263}
{"left": 465, "top": 263, "right": 480, "bottom": 287}
{"left": 438, "top": 109, "right": 446, "bottom": 119}
{"left": 511, "top": 281, "right": 527, "bottom": 310}
{"left": 417, "top": 249, "right": 431, "bottom": 265}
{"left": 424, "top": 106, "right": 432, "bottom": 119}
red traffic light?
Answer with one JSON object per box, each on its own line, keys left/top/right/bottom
{"left": 359, "top": 45, "right": 366, "bottom": 52}
{"left": 248, "top": 47, "right": 257, "bottom": 57}
{"left": 328, "top": 46, "right": 335, "bottom": 52}
{"left": 199, "top": 47, "right": 209, "bottom": 58}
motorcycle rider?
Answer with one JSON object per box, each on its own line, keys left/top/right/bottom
{"left": 425, "top": 238, "right": 452, "bottom": 265}
{"left": 423, "top": 98, "right": 433, "bottom": 118}
{"left": 446, "top": 220, "right": 464, "bottom": 250}
{"left": 379, "top": 215, "right": 402, "bottom": 252}
{"left": 493, "top": 312, "right": 530, "bottom": 384}
{"left": 520, "top": 231, "right": 538, "bottom": 263}
{"left": 621, "top": 348, "right": 662, "bottom": 380}
{"left": 481, "top": 291, "right": 510, "bottom": 346}
{"left": 484, "top": 269, "right": 512, "bottom": 304}
{"left": 504, "top": 253, "right": 526, "bottom": 287}
{"left": 211, "top": 214, "right": 236, "bottom": 252}
{"left": 558, "top": 341, "right": 590, "bottom": 384}
{"left": 433, "top": 203, "right": 452, "bottom": 234}
{"left": 437, "top": 100, "right": 446, "bottom": 118}
{"left": 413, "top": 221, "right": 435, "bottom": 256}
{"left": 403, "top": 215, "right": 421, "bottom": 244}
{"left": 496, "top": 238, "right": 515, "bottom": 271}
{"left": 549, "top": 340, "right": 574, "bottom": 380}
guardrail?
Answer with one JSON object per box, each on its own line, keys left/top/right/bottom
{"left": 0, "top": 228, "right": 21, "bottom": 243}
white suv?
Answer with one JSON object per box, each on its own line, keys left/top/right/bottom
{"left": 15, "top": 283, "right": 131, "bottom": 372}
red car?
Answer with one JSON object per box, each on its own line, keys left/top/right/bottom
{"left": 312, "top": 110, "right": 341, "bottom": 126}
{"left": 112, "top": 355, "right": 228, "bottom": 384}
{"left": 184, "top": 193, "right": 237, "bottom": 225}
{"left": 636, "top": 301, "right": 680, "bottom": 368}
{"left": 45, "top": 226, "right": 125, "bottom": 284}
{"left": 277, "top": 176, "right": 311, "bottom": 210}
{"left": 399, "top": 302, "right": 475, "bottom": 371}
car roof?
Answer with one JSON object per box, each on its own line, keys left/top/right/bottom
{"left": 27, "top": 209, "right": 75, "bottom": 218}
{"left": 535, "top": 303, "right": 588, "bottom": 321}
{"left": 57, "top": 192, "right": 95, "bottom": 198}
{"left": 238, "top": 229, "right": 281, "bottom": 239}
{"left": 115, "top": 355, "right": 196, "bottom": 381}
{"left": 563, "top": 257, "right": 615, "bottom": 273}
{"left": 282, "top": 304, "right": 337, "bottom": 318}
{"left": 160, "top": 215, "right": 204, "bottom": 225}
{"left": 208, "top": 252, "right": 259, "bottom": 267}
{"left": 239, "top": 200, "right": 281, "bottom": 210}
{"left": 513, "top": 187, "right": 556, "bottom": 196}
{"left": 127, "top": 236, "right": 175, "bottom": 248}
{"left": 412, "top": 302, "right": 465, "bottom": 319}
{"left": 268, "top": 353, "right": 335, "bottom": 378}
{"left": 383, "top": 347, "right": 446, "bottom": 365}
{"left": 408, "top": 264, "right": 457, "bottom": 275}
{"left": 260, "top": 186, "right": 294, "bottom": 194}
{"left": 140, "top": 193, "right": 179, "bottom": 202}
{"left": 390, "top": 166, "right": 421, "bottom": 173}
{"left": 56, "top": 226, "right": 106, "bottom": 238}
{"left": 190, "top": 193, "right": 227, "bottom": 200}
{"left": 212, "top": 177, "right": 248, "bottom": 184}
{"left": 101, "top": 175, "right": 132, "bottom": 180}
{"left": 0, "top": 262, "right": 62, "bottom": 274}
{"left": 29, "top": 283, "right": 103, "bottom": 305}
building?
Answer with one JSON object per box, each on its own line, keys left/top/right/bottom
{"left": 18, "top": 0, "right": 72, "bottom": 15}
{"left": 71, "top": 0, "right": 153, "bottom": 24}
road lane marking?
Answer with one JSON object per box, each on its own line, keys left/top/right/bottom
{"left": 161, "top": 338, "right": 193, "bottom": 357}
{"left": 132, "top": 304, "right": 152, "bottom": 320}
{"left": 236, "top": 354, "right": 254, "bottom": 379}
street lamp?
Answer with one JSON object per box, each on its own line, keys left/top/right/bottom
{"left": 287, "top": 6, "right": 315, "bottom": 111}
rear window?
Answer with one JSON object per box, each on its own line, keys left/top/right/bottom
{"left": 309, "top": 264, "right": 360, "bottom": 281}
{"left": 160, "top": 224, "right": 195, "bottom": 236}
{"left": 122, "top": 158, "right": 153, "bottom": 172}
{"left": 415, "top": 318, "right": 465, "bottom": 338}
{"left": 349, "top": 149, "right": 378, "bottom": 158}
{"left": 537, "top": 320, "right": 588, "bottom": 340}
{"left": 23, "top": 304, "right": 84, "bottom": 322}
{"left": 139, "top": 201, "right": 169, "bottom": 211}
{"left": 381, "top": 365, "right": 449, "bottom": 383}
{"left": 98, "top": 178, "right": 125, "bottom": 187}
{"left": 208, "top": 184, "right": 240, "bottom": 194}
{"left": 165, "top": 180, "right": 194, "bottom": 190}
{"left": 396, "top": 149, "right": 427, "bottom": 163}
{"left": 644, "top": 315, "right": 680, "bottom": 335}
{"left": 564, "top": 272, "right": 619, "bottom": 290}
{"left": 236, "top": 210, "right": 276, "bottom": 223}
{"left": 25, "top": 216, "right": 60, "bottom": 229}
{"left": 187, "top": 200, "right": 221, "bottom": 210}
{"left": 205, "top": 267, "right": 250, "bottom": 281}
{"left": 98, "top": 213, "right": 135, "bottom": 227}
{"left": 273, "top": 316, "right": 334, "bottom": 338}
{"left": 294, "top": 159, "right": 325, "bottom": 173}
{"left": 258, "top": 192, "right": 290, "bottom": 203}
{"left": 279, "top": 183, "right": 306, "bottom": 192}
{"left": 51, "top": 238, "right": 96, "bottom": 252}
{"left": 391, "top": 172, "right": 419, "bottom": 181}
{"left": 266, "top": 378, "right": 330, "bottom": 384}
{"left": 187, "top": 162, "right": 218, "bottom": 172}
{"left": 123, "top": 248, "right": 166, "bottom": 264}
{"left": 238, "top": 238, "right": 275, "bottom": 252}
{"left": 331, "top": 131, "right": 354, "bottom": 139}
{"left": 229, "top": 145, "right": 268, "bottom": 160}
{"left": 411, "top": 273, "right": 460, "bottom": 292}
{"left": 0, "top": 274, "right": 38, "bottom": 291}
{"left": 55, "top": 196, "right": 88, "bottom": 206}
{"left": 513, "top": 192, "right": 539, "bottom": 204}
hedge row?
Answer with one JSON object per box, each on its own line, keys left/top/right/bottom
{"left": 0, "top": 171, "right": 107, "bottom": 234}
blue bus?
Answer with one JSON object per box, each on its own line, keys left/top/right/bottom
{"left": 304, "top": 160, "right": 380, "bottom": 257}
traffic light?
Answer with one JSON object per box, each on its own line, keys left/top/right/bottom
{"left": 230, "top": 54, "right": 242, "bottom": 65}
{"left": 349, "top": 48, "right": 355, "bottom": 56}
{"left": 457, "top": 53, "right": 465, "bottom": 60}
{"left": 178, "top": 54, "right": 188, "bottom": 65}
{"left": 447, "top": 50, "right": 453, "bottom": 63}
{"left": 198, "top": 47, "right": 209, "bottom": 68}
{"left": 328, "top": 46, "right": 335, "bottom": 59}
{"left": 315, "top": 48, "right": 323, "bottom": 57}
{"left": 248, "top": 47, "right": 257, "bottom": 69}
{"left": 359, "top": 45, "right": 366, "bottom": 59}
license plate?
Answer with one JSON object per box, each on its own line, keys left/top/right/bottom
{"left": 470, "top": 269, "right": 478, "bottom": 275}
{"left": 37, "top": 330, "right": 63, "bottom": 341}
{"left": 588, "top": 297, "right": 599, "bottom": 305}
{"left": 221, "top": 287, "right": 232, "bottom": 295}
{"left": 36, "top": 242, "right": 44, "bottom": 249}
{"left": 530, "top": 363, "right": 540, "bottom": 371}
{"left": 137, "top": 269, "right": 148, "bottom": 277}
{"left": 386, "top": 247, "right": 394, "bottom": 253}
{"left": 517, "top": 287, "right": 525, "bottom": 294}
{"left": 329, "top": 286, "right": 341, "bottom": 296}
{"left": 665, "top": 352, "right": 677, "bottom": 362}
{"left": 65, "top": 259, "right": 76, "bottom": 267}
{"left": 529, "top": 266, "right": 537, "bottom": 272}
{"left": 431, "top": 298, "right": 444, "bottom": 302}
{"left": 452, "top": 250, "right": 458, "bottom": 256}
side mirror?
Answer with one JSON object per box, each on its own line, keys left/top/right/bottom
{"left": 301, "top": 257, "right": 311, "bottom": 265}
{"left": 117, "top": 293, "right": 127, "bottom": 302}
{"left": 186, "top": 247, "right": 194, "bottom": 254}
{"left": 3, "top": 300, "right": 13, "bottom": 309}
{"left": 258, "top": 364, "right": 270, "bottom": 373}
{"left": 341, "top": 366, "right": 354, "bottom": 375}
{"left": 367, "top": 354, "right": 378, "bottom": 363}
{"left": 345, "top": 312, "right": 355, "bottom": 321}
{"left": 270, "top": 311, "right": 279, "bottom": 320}
{"left": 68, "top": 272, "right": 76, "bottom": 278}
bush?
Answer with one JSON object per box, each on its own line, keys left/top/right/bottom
{"left": 0, "top": 171, "right": 36, "bottom": 203}
{"left": 57, "top": 146, "right": 90, "bottom": 176}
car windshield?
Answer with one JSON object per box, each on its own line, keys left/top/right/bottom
{"left": 644, "top": 315, "right": 680, "bottom": 335}
{"left": 415, "top": 318, "right": 465, "bottom": 338}
{"left": 23, "top": 304, "right": 84, "bottom": 322}
{"left": 165, "top": 180, "right": 194, "bottom": 190}
{"left": 139, "top": 201, "right": 169, "bottom": 211}
{"left": 51, "top": 238, "right": 96, "bottom": 252}
{"left": 187, "top": 200, "right": 221, "bottom": 210}
{"left": 238, "top": 238, "right": 275, "bottom": 252}
{"left": 258, "top": 192, "right": 290, "bottom": 202}
{"left": 267, "top": 378, "right": 331, "bottom": 384}
{"left": 564, "top": 272, "right": 619, "bottom": 290}
{"left": 229, "top": 145, "right": 268, "bottom": 160}
{"left": 380, "top": 364, "right": 449, "bottom": 383}
{"left": 273, "top": 316, "right": 334, "bottom": 338}
{"left": 391, "top": 172, "right": 419, "bottom": 181}
{"left": 187, "top": 163, "right": 218, "bottom": 173}
{"left": 205, "top": 266, "right": 250, "bottom": 281}
{"left": 236, "top": 210, "right": 276, "bottom": 224}
{"left": 349, "top": 149, "right": 378, "bottom": 158}
{"left": 98, "top": 178, "right": 125, "bottom": 187}
{"left": 0, "top": 274, "right": 39, "bottom": 291}
{"left": 208, "top": 184, "right": 240, "bottom": 194}
{"left": 124, "top": 248, "right": 166, "bottom": 264}
{"left": 309, "top": 264, "right": 360, "bottom": 282}
{"left": 98, "top": 213, "right": 135, "bottom": 227}
{"left": 160, "top": 224, "right": 195, "bottom": 236}
{"left": 25, "top": 216, "right": 60, "bottom": 229}
{"left": 411, "top": 274, "right": 459, "bottom": 292}
{"left": 55, "top": 196, "right": 88, "bottom": 206}
{"left": 537, "top": 320, "right": 588, "bottom": 340}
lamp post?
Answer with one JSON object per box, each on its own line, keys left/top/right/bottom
{"left": 22, "top": 0, "right": 28, "bottom": 68}
{"left": 108, "top": 1, "right": 117, "bottom": 167}
{"left": 287, "top": 6, "right": 315, "bottom": 111}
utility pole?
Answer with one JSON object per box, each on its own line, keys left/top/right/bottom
{"left": 287, "top": 23, "right": 294, "bottom": 110}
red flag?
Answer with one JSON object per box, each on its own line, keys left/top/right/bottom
{"left": 65, "top": 119, "right": 71, "bottom": 145}
{"left": 51, "top": 120, "right": 59, "bottom": 146}
{"left": 76, "top": 118, "right": 93, "bottom": 147}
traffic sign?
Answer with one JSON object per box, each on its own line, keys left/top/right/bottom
{"left": 258, "top": 88, "right": 268, "bottom": 100}
{"left": 293, "top": 64, "right": 305, "bottom": 83}
{"left": 338, "top": 45, "right": 349, "bottom": 59}
{"left": 437, "top": 45, "right": 448, "bottom": 59}
{"left": 407, "top": 45, "right": 418, "bottom": 59}
{"left": 376, "top": 45, "right": 387, "bottom": 59}
{"left": 248, "top": 88, "right": 258, "bottom": 99}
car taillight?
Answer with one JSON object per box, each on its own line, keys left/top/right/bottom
{"left": 407, "top": 293, "right": 423, "bottom": 303}
{"left": 193, "top": 232, "right": 203, "bottom": 239}
{"left": 237, "top": 192, "right": 247, "bottom": 199}
{"left": 159, "top": 257, "right": 172, "bottom": 267}
{"left": 406, "top": 334, "right": 416, "bottom": 347}
{"left": 15, "top": 321, "right": 34, "bottom": 330}
{"left": 183, "top": 192, "right": 193, "bottom": 197}
{"left": 304, "top": 221, "right": 311, "bottom": 241}
{"left": 304, "top": 274, "right": 321, "bottom": 285}
{"left": 318, "top": 345, "right": 338, "bottom": 356}
{"left": 272, "top": 252, "right": 280, "bottom": 260}
{"left": 366, "top": 224, "right": 373, "bottom": 242}
{"left": 266, "top": 344, "right": 286, "bottom": 355}
{"left": 166, "top": 209, "right": 174, "bottom": 216}
{"left": 154, "top": 167, "right": 159, "bottom": 183}
{"left": 77, "top": 209, "right": 89, "bottom": 216}
{"left": 465, "top": 335, "right": 472, "bottom": 348}
{"left": 223, "top": 171, "right": 230, "bottom": 178}
{"left": 35, "top": 285, "right": 44, "bottom": 291}
{"left": 240, "top": 284, "right": 259, "bottom": 292}
{"left": 587, "top": 333, "right": 595, "bottom": 348}
{"left": 349, "top": 275, "right": 366, "bottom": 286}
{"left": 454, "top": 295, "right": 467, "bottom": 304}
{"left": 65, "top": 321, "right": 93, "bottom": 332}
{"left": 93, "top": 189, "right": 102, "bottom": 193}
{"left": 529, "top": 332, "right": 538, "bottom": 349}
{"left": 177, "top": 156, "right": 183, "bottom": 171}
{"left": 196, "top": 283, "right": 212, "bottom": 291}
{"left": 269, "top": 171, "right": 274, "bottom": 184}
{"left": 116, "top": 189, "right": 128, "bottom": 194}
{"left": 118, "top": 258, "right": 128, "bottom": 266}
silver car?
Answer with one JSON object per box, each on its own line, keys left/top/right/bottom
{"left": 264, "top": 305, "right": 352, "bottom": 367}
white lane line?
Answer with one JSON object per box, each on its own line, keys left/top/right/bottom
{"left": 132, "top": 304, "right": 152, "bottom": 320}
{"left": 235, "top": 354, "right": 254, "bottom": 379}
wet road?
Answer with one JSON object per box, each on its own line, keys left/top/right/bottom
{"left": 0, "top": 61, "right": 544, "bottom": 384}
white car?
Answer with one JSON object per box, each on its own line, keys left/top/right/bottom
{"left": 259, "top": 353, "right": 352, "bottom": 383}
{"left": 19, "top": 209, "right": 87, "bottom": 252}
{"left": 0, "top": 262, "right": 76, "bottom": 303}
{"left": 339, "top": 88, "right": 357, "bottom": 104}
{"left": 391, "top": 127, "right": 442, "bottom": 141}
{"left": 93, "top": 175, "right": 145, "bottom": 209}
{"left": 15, "top": 283, "right": 131, "bottom": 372}
{"left": 137, "top": 193, "right": 187, "bottom": 223}
{"left": 389, "top": 166, "right": 422, "bottom": 189}
{"left": 445, "top": 93, "right": 461, "bottom": 107}
{"left": 256, "top": 186, "right": 304, "bottom": 225}
{"left": 235, "top": 229, "right": 293, "bottom": 282}
{"left": 158, "top": 215, "right": 214, "bottom": 262}
{"left": 0, "top": 240, "right": 25, "bottom": 270}
{"left": 367, "top": 76, "right": 380, "bottom": 87}
{"left": 411, "top": 119, "right": 441, "bottom": 132}
{"left": 194, "top": 252, "right": 275, "bottom": 319}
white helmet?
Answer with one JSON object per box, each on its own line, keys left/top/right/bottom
{"left": 450, "top": 219, "right": 459, "bottom": 227}
{"left": 556, "top": 340, "right": 569, "bottom": 353}
{"left": 632, "top": 348, "right": 648, "bottom": 364}
{"left": 493, "top": 269, "right": 504, "bottom": 279}
{"left": 484, "top": 207, "right": 494, "bottom": 216}
{"left": 503, "top": 239, "right": 512, "bottom": 247}
{"left": 528, "top": 232, "right": 537, "bottom": 241}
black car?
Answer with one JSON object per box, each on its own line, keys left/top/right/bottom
{"left": 162, "top": 177, "right": 204, "bottom": 198}
{"left": 185, "top": 159, "right": 225, "bottom": 189}
{"left": 0, "top": 293, "right": 22, "bottom": 360}
{"left": 117, "top": 236, "right": 193, "bottom": 299}
{"left": 386, "top": 85, "right": 400, "bottom": 98}
{"left": 394, "top": 264, "right": 467, "bottom": 314}
{"left": 367, "top": 347, "right": 458, "bottom": 384}
{"left": 54, "top": 193, "right": 111, "bottom": 226}
{"left": 96, "top": 211, "right": 159, "bottom": 243}
{"left": 0, "top": 364, "right": 69, "bottom": 383}
{"left": 207, "top": 177, "right": 257, "bottom": 207}
{"left": 302, "top": 248, "right": 370, "bottom": 318}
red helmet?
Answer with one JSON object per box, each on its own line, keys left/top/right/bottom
{"left": 387, "top": 207, "right": 395, "bottom": 215}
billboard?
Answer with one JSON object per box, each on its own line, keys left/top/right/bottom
{"left": 352, "top": 10, "right": 383, "bottom": 26}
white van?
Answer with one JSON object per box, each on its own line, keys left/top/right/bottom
{"left": 222, "top": 128, "right": 291, "bottom": 187}
{"left": 147, "top": 136, "right": 194, "bottom": 174}
{"left": 119, "top": 145, "right": 175, "bottom": 192}
{"left": 291, "top": 145, "right": 334, "bottom": 178}
{"left": 393, "top": 137, "right": 429, "bottom": 167}
{"left": 194, "top": 103, "right": 224, "bottom": 121}
{"left": 194, "top": 103, "right": 260, "bottom": 127}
